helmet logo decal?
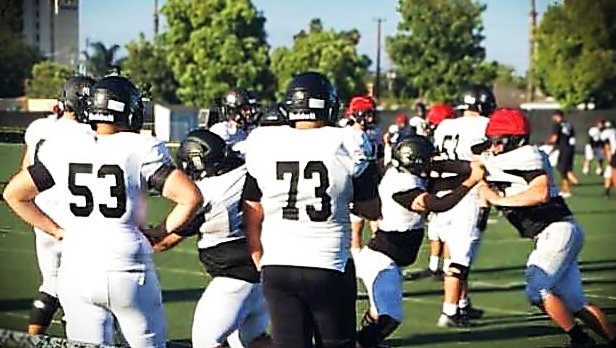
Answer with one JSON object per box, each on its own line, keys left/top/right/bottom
{"left": 288, "top": 111, "right": 317, "bottom": 120}
{"left": 308, "top": 98, "right": 325, "bottom": 109}
{"left": 226, "top": 94, "right": 237, "bottom": 104}
{"left": 293, "top": 90, "right": 306, "bottom": 101}
{"left": 107, "top": 99, "right": 125, "bottom": 112}
{"left": 464, "top": 95, "right": 476, "bottom": 104}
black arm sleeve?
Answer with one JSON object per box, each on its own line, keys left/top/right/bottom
{"left": 430, "top": 160, "right": 471, "bottom": 175}
{"left": 174, "top": 210, "right": 206, "bottom": 237}
{"left": 353, "top": 162, "right": 380, "bottom": 202}
{"left": 504, "top": 169, "right": 546, "bottom": 183}
{"left": 242, "top": 173, "right": 262, "bottom": 202}
{"left": 148, "top": 163, "right": 176, "bottom": 193}
{"left": 425, "top": 185, "right": 472, "bottom": 213}
{"left": 392, "top": 188, "right": 425, "bottom": 209}
{"left": 471, "top": 141, "right": 490, "bottom": 155}
{"left": 27, "top": 162, "right": 55, "bottom": 192}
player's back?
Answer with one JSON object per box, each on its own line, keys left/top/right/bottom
{"left": 245, "top": 126, "right": 358, "bottom": 271}
{"left": 433, "top": 116, "right": 489, "bottom": 161}
{"left": 37, "top": 131, "right": 169, "bottom": 270}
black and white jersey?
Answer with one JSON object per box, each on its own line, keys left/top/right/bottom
{"left": 588, "top": 126, "right": 603, "bottom": 149}
{"left": 600, "top": 128, "right": 616, "bottom": 156}
{"left": 378, "top": 167, "right": 426, "bottom": 232}
{"left": 408, "top": 116, "right": 428, "bottom": 137}
{"left": 483, "top": 145, "right": 572, "bottom": 238}
{"left": 552, "top": 121, "right": 576, "bottom": 151}
{"left": 30, "top": 130, "right": 173, "bottom": 271}
{"left": 243, "top": 125, "right": 379, "bottom": 272}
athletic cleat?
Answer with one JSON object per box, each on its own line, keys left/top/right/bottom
{"left": 459, "top": 305, "right": 484, "bottom": 319}
{"left": 437, "top": 313, "right": 470, "bottom": 328}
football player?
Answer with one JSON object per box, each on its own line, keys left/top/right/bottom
{"left": 151, "top": 129, "right": 271, "bottom": 348}
{"left": 408, "top": 102, "right": 429, "bottom": 137}
{"left": 547, "top": 110, "right": 579, "bottom": 197}
{"left": 355, "top": 136, "right": 484, "bottom": 348}
{"left": 210, "top": 89, "right": 258, "bottom": 152}
{"left": 383, "top": 113, "right": 413, "bottom": 166}
{"left": 431, "top": 84, "right": 496, "bottom": 327}
{"left": 344, "top": 96, "right": 381, "bottom": 261}
{"left": 600, "top": 120, "right": 616, "bottom": 197}
{"left": 242, "top": 71, "right": 381, "bottom": 348}
{"left": 478, "top": 108, "right": 616, "bottom": 348}
{"left": 3, "top": 75, "right": 203, "bottom": 348}
{"left": 582, "top": 120, "right": 605, "bottom": 176}
{"left": 19, "top": 75, "right": 95, "bottom": 335}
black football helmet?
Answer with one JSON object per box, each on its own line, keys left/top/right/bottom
{"left": 176, "top": 128, "right": 244, "bottom": 180}
{"left": 458, "top": 84, "right": 497, "bottom": 116}
{"left": 284, "top": 71, "right": 340, "bottom": 125}
{"left": 88, "top": 75, "right": 144, "bottom": 131}
{"left": 414, "top": 102, "right": 427, "bottom": 119}
{"left": 220, "top": 89, "right": 258, "bottom": 125}
{"left": 257, "top": 104, "right": 288, "bottom": 127}
{"left": 59, "top": 75, "right": 96, "bottom": 122}
{"left": 391, "top": 136, "right": 433, "bottom": 178}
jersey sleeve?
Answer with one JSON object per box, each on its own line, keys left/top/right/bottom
{"left": 28, "top": 138, "right": 61, "bottom": 193}
{"left": 140, "top": 139, "right": 175, "bottom": 192}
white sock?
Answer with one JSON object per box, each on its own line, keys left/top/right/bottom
{"left": 458, "top": 297, "right": 469, "bottom": 309}
{"left": 428, "top": 256, "right": 440, "bottom": 272}
{"left": 583, "top": 165, "right": 589, "bottom": 175}
{"left": 443, "top": 259, "right": 451, "bottom": 274}
{"left": 442, "top": 302, "right": 458, "bottom": 316}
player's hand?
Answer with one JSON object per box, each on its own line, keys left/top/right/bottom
{"left": 53, "top": 228, "right": 65, "bottom": 242}
{"left": 467, "top": 160, "right": 485, "bottom": 184}
{"left": 141, "top": 224, "right": 166, "bottom": 245}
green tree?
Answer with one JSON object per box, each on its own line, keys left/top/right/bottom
{"left": 386, "top": 0, "right": 495, "bottom": 103}
{"left": 494, "top": 62, "right": 527, "bottom": 90}
{"left": 0, "top": 8, "right": 42, "bottom": 97}
{"left": 162, "top": 0, "right": 274, "bottom": 107}
{"left": 122, "top": 33, "right": 179, "bottom": 104}
{"left": 83, "top": 41, "right": 121, "bottom": 78}
{"left": 25, "top": 61, "right": 74, "bottom": 98}
{"left": 270, "top": 18, "right": 371, "bottom": 104}
{"left": 534, "top": 0, "right": 616, "bottom": 107}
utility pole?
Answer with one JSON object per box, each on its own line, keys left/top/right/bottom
{"left": 374, "top": 18, "right": 385, "bottom": 101}
{"left": 154, "top": 0, "right": 160, "bottom": 37}
{"left": 527, "top": 0, "right": 537, "bottom": 102}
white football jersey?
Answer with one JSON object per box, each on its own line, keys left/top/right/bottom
{"left": 433, "top": 116, "right": 489, "bottom": 161}
{"left": 210, "top": 121, "right": 248, "bottom": 148}
{"left": 245, "top": 125, "right": 369, "bottom": 272}
{"left": 378, "top": 168, "right": 426, "bottom": 232}
{"left": 483, "top": 145, "right": 559, "bottom": 198}
{"left": 35, "top": 131, "right": 173, "bottom": 271}
{"left": 195, "top": 165, "right": 247, "bottom": 249}
{"left": 588, "top": 126, "right": 601, "bottom": 143}
{"left": 409, "top": 116, "right": 428, "bottom": 137}
{"left": 600, "top": 128, "right": 616, "bottom": 155}
{"left": 344, "top": 126, "right": 376, "bottom": 162}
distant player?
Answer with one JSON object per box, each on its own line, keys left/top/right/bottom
{"left": 242, "top": 72, "right": 381, "bottom": 348}
{"left": 19, "top": 75, "right": 95, "bottom": 335}
{"left": 547, "top": 110, "right": 578, "bottom": 197}
{"left": 210, "top": 89, "right": 258, "bottom": 153}
{"left": 600, "top": 120, "right": 616, "bottom": 197}
{"left": 431, "top": 85, "right": 496, "bottom": 327}
{"left": 3, "top": 75, "right": 203, "bottom": 347}
{"left": 478, "top": 108, "right": 616, "bottom": 348}
{"left": 383, "top": 113, "right": 413, "bottom": 166}
{"left": 582, "top": 120, "right": 605, "bottom": 176}
{"left": 408, "top": 102, "right": 429, "bottom": 137}
{"left": 151, "top": 129, "right": 271, "bottom": 348}
{"left": 355, "top": 136, "right": 484, "bottom": 348}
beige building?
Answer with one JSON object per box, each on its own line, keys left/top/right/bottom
{"left": 21, "top": 0, "right": 79, "bottom": 67}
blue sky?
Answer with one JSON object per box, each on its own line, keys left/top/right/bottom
{"left": 79, "top": 0, "right": 560, "bottom": 75}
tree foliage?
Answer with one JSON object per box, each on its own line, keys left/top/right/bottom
{"left": 122, "top": 33, "right": 180, "bottom": 104}
{"left": 25, "top": 61, "right": 74, "bottom": 98}
{"left": 162, "top": 0, "right": 274, "bottom": 107}
{"left": 83, "top": 41, "right": 121, "bottom": 78}
{"left": 534, "top": 0, "right": 616, "bottom": 107}
{"left": 270, "top": 19, "right": 371, "bottom": 104}
{"left": 0, "top": 11, "right": 41, "bottom": 97}
{"left": 386, "top": 0, "right": 495, "bottom": 103}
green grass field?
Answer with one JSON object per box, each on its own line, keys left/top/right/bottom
{"left": 0, "top": 142, "right": 614, "bottom": 347}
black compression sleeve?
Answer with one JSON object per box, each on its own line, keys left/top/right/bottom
{"left": 242, "top": 173, "right": 262, "bottom": 202}
{"left": 148, "top": 163, "right": 176, "bottom": 193}
{"left": 27, "top": 162, "right": 55, "bottom": 192}
{"left": 392, "top": 188, "right": 425, "bottom": 209}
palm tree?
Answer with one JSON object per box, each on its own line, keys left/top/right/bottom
{"left": 82, "top": 41, "right": 121, "bottom": 77}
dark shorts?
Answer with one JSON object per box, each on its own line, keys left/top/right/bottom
{"left": 557, "top": 148, "right": 575, "bottom": 176}
{"left": 368, "top": 229, "right": 424, "bottom": 267}
{"left": 611, "top": 152, "right": 616, "bottom": 168}
{"left": 261, "top": 261, "right": 357, "bottom": 348}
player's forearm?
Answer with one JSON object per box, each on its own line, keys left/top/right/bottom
{"left": 163, "top": 203, "right": 201, "bottom": 235}
{"left": 5, "top": 200, "right": 62, "bottom": 239}
{"left": 425, "top": 180, "right": 474, "bottom": 212}
{"left": 152, "top": 233, "right": 184, "bottom": 252}
{"left": 243, "top": 200, "right": 264, "bottom": 269}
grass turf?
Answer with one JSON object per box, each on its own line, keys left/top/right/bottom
{"left": 0, "top": 142, "right": 614, "bottom": 347}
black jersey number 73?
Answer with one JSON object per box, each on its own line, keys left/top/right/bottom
{"left": 276, "top": 161, "right": 332, "bottom": 222}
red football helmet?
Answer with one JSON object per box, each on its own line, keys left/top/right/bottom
{"left": 395, "top": 113, "right": 409, "bottom": 125}
{"left": 486, "top": 108, "right": 530, "bottom": 138}
{"left": 426, "top": 104, "right": 456, "bottom": 128}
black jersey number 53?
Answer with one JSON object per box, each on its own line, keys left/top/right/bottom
{"left": 276, "top": 161, "right": 332, "bottom": 222}
{"left": 68, "top": 163, "right": 127, "bottom": 218}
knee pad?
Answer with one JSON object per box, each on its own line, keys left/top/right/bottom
{"left": 357, "top": 312, "right": 400, "bottom": 348}
{"left": 445, "top": 263, "right": 469, "bottom": 280}
{"left": 29, "top": 292, "right": 60, "bottom": 326}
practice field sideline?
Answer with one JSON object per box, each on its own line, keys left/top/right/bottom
{"left": 0, "top": 143, "right": 614, "bottom": 347}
